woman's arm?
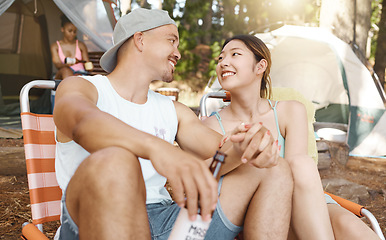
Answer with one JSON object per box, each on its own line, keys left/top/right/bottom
{"left": 78, "top": 41, "right": 90, "bottom": 62}
{"left": 179, "top": 102, "right": 279, "bottom": 174}
{"left": 279, "top": 100, "right": 309, "bottom": 157}
{"left": 50, "top": 42, "right": 67, "bottom": 70}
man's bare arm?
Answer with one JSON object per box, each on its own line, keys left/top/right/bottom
{"left": 54, "top": 77, "right": 218, "bottom": 220}
{"left": 54, "top": 77, "right": 168, "bottom": 158}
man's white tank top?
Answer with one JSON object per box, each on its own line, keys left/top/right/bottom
{"left": 55, "top": 75, "right": 178, "bottom": 204}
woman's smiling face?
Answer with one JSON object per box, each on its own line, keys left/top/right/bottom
{"left": 216, "top": 39, "right": 259, "bottom": 91}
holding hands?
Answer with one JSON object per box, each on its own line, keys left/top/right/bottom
{"left": 226, "top": 122, "right": 280, "bottom": 168}
{"left": 150, "top": 121, "right": 280, "bottom": 221}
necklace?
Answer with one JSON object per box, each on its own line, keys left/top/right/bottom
{"left": 229, "top": 98, "right": 266, "bottom": 124}
{"left": 230, "top": 108, "right": 254, "bottom": 124}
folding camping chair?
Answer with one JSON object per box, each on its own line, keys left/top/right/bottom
{"left": 20, "top": 80, "right": 62, "bottom": 240}
{"left": 200, "top": 88, "right": 385, "bottom": 240}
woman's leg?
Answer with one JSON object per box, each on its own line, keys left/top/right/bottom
{"left": 55, "top": 66, "right": 74, "bottom": 80}
{"left": 328, "top": 204, "right": 380, "bottom": 240}
{"left": 287, "top": 155, "right": 334, "bottom": 240}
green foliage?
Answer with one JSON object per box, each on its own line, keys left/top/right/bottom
{"left": 134, "top": 0, "right": 380, "bottom": 88}
{"left": 173, "top": 21, "right": 200, "bottom": 81}
{"left": 159, "top": 0, "right": 322, "bottom": 85}
{"left": 208, "top": 41, "right": 223, "bottom": 78}
{"left": 371, "top": 0, "right": 383, "bottom": 24}
{"left": 370, "top": 0, "right": 383, "bottom": 61}
{"left": 163, "top": 0, "right": 177, "bottom": 15}
{"left": 172, "top": 0, "right": 213, "bottom": 81}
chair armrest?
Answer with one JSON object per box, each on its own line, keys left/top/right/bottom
{"left": 21, "top": 223, "right": 49, "bottom": 240}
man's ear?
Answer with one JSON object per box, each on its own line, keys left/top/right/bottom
{"left": 256, "top": 59, "right": 268, "bottom": 75}
{"left": 133, "top": 32, "right": 144, "bottom": 52}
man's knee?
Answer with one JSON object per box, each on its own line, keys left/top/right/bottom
{"left": 65, "top": 147, "right": 146, "bottom": 228}
{"left": 267, "top": 158, "right": 293, "bottom": 187}
{"left": 70, "top": 147, "right": 145, "bottom": 194}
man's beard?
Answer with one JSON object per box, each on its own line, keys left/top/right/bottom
{"left": 161, "top": 70, "right": 174, "bottom": 83}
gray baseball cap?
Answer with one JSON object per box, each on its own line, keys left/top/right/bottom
{"left": 100, "top": 8, "right": 176, "bottom": 73}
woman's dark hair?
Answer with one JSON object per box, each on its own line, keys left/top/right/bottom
{"left": 222, "top": 35, "right": 272, "bottom": 99}
{"left": 60, "top": 14, "right": 72, "bottom": 27}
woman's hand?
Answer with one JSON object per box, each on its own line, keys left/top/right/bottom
{"left": 229, "top": 122, "right": 280, "bottom": 168}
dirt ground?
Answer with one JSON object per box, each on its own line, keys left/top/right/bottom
{"left": 0, "top": 138, "right": 385, "bottom": 239}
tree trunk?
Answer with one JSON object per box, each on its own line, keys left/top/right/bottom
{"left": 222, "top": 0, "right": 238, "bottom": 38}
{"left": 374, "top": 0, "right": 386, "bottom": 90}
{"left": 202, "top": 0, "right": 213, "bottom": 44}
{"left": 320, "top": 0, "right": 371, "bottom": 64}
{"left": 139, "top": 0, "right": 151, "bottom": 8}
{"left": 120, "top": 0, "right": 132, "bottom": 15}
{"left": 163, "top": 0, "right": 177, "bottom": 17}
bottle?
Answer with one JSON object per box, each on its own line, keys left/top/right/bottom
{"left": 65, "top": 57, "right": 93, "bottom": 71}
{"left": 64, "top": 57, "right": 78, "bottom": 65}
{"left": 168, "top": 151, "right": 226, "bottom": 240}
{"left": 65, "top": 57, "right": 90, "bottom": 64}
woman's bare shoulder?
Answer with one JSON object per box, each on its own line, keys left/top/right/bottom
{"left": 50, "top": 41, "right": 58, "bottom": 49}
{"left": 277, "top": 99, "right": 306, "bottom": 111}
{"left": 202, "top": 112, "right": 225, "bottom": 133}
{"left": 201, "top": 113, "right": 217, "bottom": 126}
{"left": 78, "top": 41, "right": 88, "bottom": 50}
{"left": 276, "top": 100, "right": 307, "bottom": 125}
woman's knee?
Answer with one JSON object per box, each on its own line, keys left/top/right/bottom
{"left": 287, "top": 155, "right": 317, "bottom": 172}
{"left": 287, "top": 155, "right": 320, "bottom": 187}
{"left": 57, "top": 67, "right": 74, "bottom": 79}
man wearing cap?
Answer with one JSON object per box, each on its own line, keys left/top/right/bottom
{"left": 54, "top": 8, "right": 293, "bottom": 240}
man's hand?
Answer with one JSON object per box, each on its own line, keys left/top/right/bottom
{"left": 228, "top": 122, "right": 280, "bottom": 168}
{"left": 150, "top": 147, "right": 218, "bottom": 222}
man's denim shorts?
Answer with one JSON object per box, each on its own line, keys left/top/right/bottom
{"left": 58, "top": 177, "right": 242, "bottom": 240}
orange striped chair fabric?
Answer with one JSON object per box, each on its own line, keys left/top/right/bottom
{"left": 21, "top": 112, "right": 62, "bottom": 225}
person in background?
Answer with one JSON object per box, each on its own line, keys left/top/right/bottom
{"left": 202, "top": 34, "right": 380, "bottom": 240}
{"left": 50, "top": 14, "right": 93, "bottom": 80}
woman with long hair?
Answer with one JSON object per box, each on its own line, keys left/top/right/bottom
{"left": 203, "top": 34, "right": 379, "bottom": 239}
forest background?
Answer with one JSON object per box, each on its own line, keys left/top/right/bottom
{"left": 111, "top": 0, "right": 386, "bottom": 101}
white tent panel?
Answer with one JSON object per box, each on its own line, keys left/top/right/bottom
{"left": 268, "top": 36, "right": 348, "bottom": 109}
{"left": 257, "top": 25, "right": 384, "bottom": 109}
{"left": 0, "top": 0, "right": 14, "bottom": 16}
{"left": 351, "top": 113, "right": 386, "bottom": 156}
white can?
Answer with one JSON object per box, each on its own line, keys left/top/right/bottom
{"left": 168, "top": 208, "right": 211, "bottom": 240}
